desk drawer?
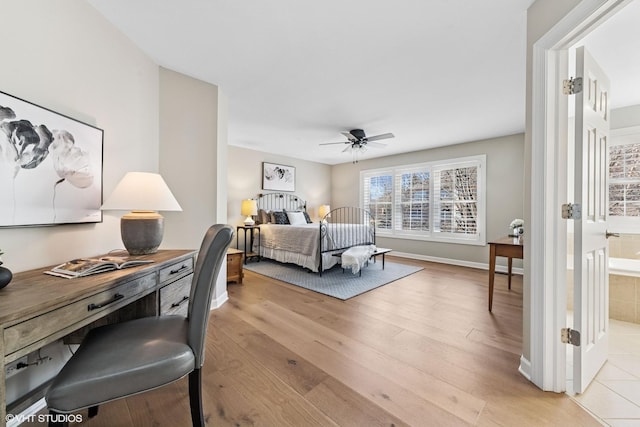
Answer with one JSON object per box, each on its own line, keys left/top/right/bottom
{"left": 4, "top": 273, "right": 156, "bottom": 356}
{"left": 159, "top": 274, "right": 192, "bottom": 316}
{"left": 159, "top": 257, "right": 194, "bottom": 285}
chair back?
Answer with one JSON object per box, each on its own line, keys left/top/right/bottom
{"left": 187, "top": 224, "right": 234, "bottom": 366}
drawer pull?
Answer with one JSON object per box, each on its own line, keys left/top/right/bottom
{"left": 170, "top": 295, "right": 189, "bottom": 308}
{"left": 88, "top": 293, "right": 125, "bottom": 311}
{"left": 170, "top": 264, "right": 189, "bottom": 275}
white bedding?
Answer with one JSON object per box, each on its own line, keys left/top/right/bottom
{"left": 255, "top": 223, "right": 374, "bottom": 272}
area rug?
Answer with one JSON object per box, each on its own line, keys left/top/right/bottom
{"left": 243, "top": 259, "right": 423, "bottom": 300}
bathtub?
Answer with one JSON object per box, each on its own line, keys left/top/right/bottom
{"left": 609, "top": 257, "right": 640, "bottom": 278}
{"left": 608, "top": 257, "right": 640, "bottom": 324}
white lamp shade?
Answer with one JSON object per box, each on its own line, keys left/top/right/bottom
{"left": 101, "top": 172, "right": 182, "bottom": 212}
{"left": 318, "top": 204, "right": 331, "bottom": 219}
{"left": 241, "top": 199, "right": 258, "bottom": 216}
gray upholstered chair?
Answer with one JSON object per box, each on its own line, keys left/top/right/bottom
{"left": 45, "top": 224, "right": 234, "bottom": 427}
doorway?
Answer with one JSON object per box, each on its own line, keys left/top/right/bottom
{"left": 527, "top": 0, "right": 635, "bottom": 394}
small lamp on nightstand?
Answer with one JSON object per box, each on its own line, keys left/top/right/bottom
{"left": 318, "top": 204, "right": 331, "bottom": 223}
{"left": 101, "top": 172, "right": 182, "bottom": 255}
{"left": 241, "top": 199, "right": 257, "bottom": 226}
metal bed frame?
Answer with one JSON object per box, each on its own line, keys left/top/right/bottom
{"left": 255, "top": 193, "right": 376, "bottom": 275}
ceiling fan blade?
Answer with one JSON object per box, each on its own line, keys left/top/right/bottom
{"left": 365, "top": 132, "right": 395, "bottom": 142}
{"left": 367, "top": 141, "right": 386, "bottom": 148}
{"left": 319, "top": 141, "right": 349, "bottom": 146}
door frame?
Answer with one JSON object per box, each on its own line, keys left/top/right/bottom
{"left": 528, "top": 0, "right": 632, "bottom": 392}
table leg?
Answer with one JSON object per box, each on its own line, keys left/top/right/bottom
{"left": 489, "top": 244, "right": 496, "bottom": 312}
{"left": 243, "top": 229, "right": 248, "bottom": 265}
{"left": 508, "top": 257, "right": 513, "bottom": 290}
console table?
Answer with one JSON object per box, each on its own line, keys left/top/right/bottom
{"left": 0, "top": 249, "right": 196, "bottom": 422}
{"left": 488, "top": 236, "right": 523, "bottom": 312}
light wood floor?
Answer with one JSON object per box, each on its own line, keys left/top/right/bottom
{"left": 39, "top": 257, "right": 601, "bottom": 426}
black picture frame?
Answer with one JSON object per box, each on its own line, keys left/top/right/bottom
{"left": 262, "top": 162, "right": 295, "bottom": 192}
{"left": 0, "top": 91, "right": 103, "bottom": 227}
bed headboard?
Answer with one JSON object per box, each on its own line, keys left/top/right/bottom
{"left": 256, "top": 192, "right": 307, "bottom": 212}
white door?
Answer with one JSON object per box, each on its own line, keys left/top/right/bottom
{"left": 573, "top": 46, "right": 610, "bottom": 394}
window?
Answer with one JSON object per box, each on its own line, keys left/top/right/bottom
{"left": 361, "top": 155, "right": 486, "bottom": 245}
{"left": 609, "top": 142, "right": 640, "bottom": 217}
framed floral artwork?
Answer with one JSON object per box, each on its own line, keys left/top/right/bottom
{"left": 0, "top": 91, "right": 103, "bottom": 227}
{"left": 262, "top": 162, "right": 295, "bottom": 192}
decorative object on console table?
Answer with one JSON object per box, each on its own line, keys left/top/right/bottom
{"left": 241, "top": 199, "right": 257, "bottom": 225}
{"left": 226, "top": 248, "right": 244, "bottom": 284}
{"left": 262, "top": 161, "right": 295, "bottom": 192}
{"left": 509, "top": 218, "right": 524, "bottom": 238}
{"left": 101, "top": 172, "right": 182, "bottom": 255}
{"left": 236, "top": 225, "right": 261, "bottom": 264}
{"left": 0, "top": 249, "right": 11, "bottom": 289}
{"left": 0, "top": 90, "right": 104, "bottom": 227}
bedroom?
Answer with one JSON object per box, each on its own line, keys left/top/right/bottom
{"left": 0, "top": 0, "right": 637, "bottom": 425}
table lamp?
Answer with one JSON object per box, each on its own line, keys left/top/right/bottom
{"left": 101, "top": 172, "right": 182, "bottom": 255}
{"left": 318, "top": 204, "right": 331, "bottom": 222}
{"left": 241, "top": 199, "right": 257, "bottom": 225}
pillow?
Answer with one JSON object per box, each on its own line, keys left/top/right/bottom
{"left": 272, "top": 211, "right": 289, "bottom": 225}
{"left": 303, "top": 211, "right": 312, "bottom": 223}
{"left": 286, "top": 211, "right": 307, "bottom": 225}
{"left": 257, "top": 209, "right": 270, "bottom": 224}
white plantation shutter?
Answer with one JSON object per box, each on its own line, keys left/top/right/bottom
{"left": 394, "top": 167, "right": 430, "bottom": 234}
{"left": 362, "top": 170, "right": 393, "bottom": 231}
{"left": 433, "top": 162, "right": 479, "bottom": 237}
{"left": 360, "top": 155, "right": 485, "bottom": 245}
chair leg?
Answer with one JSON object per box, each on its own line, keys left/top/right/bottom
{"left": 47, "top": 410, "right": 69, "bottom": 427}
{"left": 189, "top": 368, "right": 204, "bottom": 427}
{"left": 88, "top": 405, "right": 99, "bottom": 418}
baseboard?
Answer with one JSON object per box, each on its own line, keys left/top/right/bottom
{"left": 210, "top": 290, "right": 228, "bottom": 310}
{"left": 518, "top": 355, "right": 532, "bottom": 381}
{"left": 390, "top": 251, "right": 524, "bottom": 275}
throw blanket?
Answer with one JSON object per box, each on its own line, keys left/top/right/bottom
{"left": 341, "top": 245, "right": 376, "bottom": 275}
{"left": 258, "top": 224, "right": 319, "bottom": 256}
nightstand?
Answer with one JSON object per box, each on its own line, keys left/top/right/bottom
{"left": 226, "top": 248, "right": 244, "bottom": 284}
{"left": 236, "top": 225, "right": 261, "bottom": 264}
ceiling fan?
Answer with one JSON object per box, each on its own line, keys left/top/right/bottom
{"left": 320, "top": 129, "right": 395, "bottom": 163}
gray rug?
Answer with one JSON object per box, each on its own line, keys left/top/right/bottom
{"left": 243, "top": 258, "right": 423, "bottom": 300}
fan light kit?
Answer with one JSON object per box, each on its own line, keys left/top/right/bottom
{"left": 320, "top": 129, "right": 394, "bottom": 163}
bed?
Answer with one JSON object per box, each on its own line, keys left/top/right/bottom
{"left": 253, "top": 192, "right": 376, "bottom": 274}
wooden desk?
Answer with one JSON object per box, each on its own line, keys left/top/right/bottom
{"left": 0, "top": 249, "right": 196, "bottom": 421}
{"left": 488, "top": 236, "right": 523, "bottom": 312}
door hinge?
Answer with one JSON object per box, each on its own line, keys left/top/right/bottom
{"left": 561, "top": 328, "right": 581, "bottom": 346}
{"left": 563, "top": 77, "right": 583, "bottom": 95}
{"left": 561, "top": 203, "right": 581, "bottom": 220}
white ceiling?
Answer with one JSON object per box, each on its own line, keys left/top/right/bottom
{"left": 87, "top": 0, "right": 639, "bottom": 165}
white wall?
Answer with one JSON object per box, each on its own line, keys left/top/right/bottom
{"left": 0, "top": 0, "right": 159, "bottom": 272}
{"left": 159, "top": 68, "right": 227, "bottom": 306}
{"left": 330, "top": 134, "right": 525, "bottom": 267}
{"left": 227, "top": 146, "right": 332, "bottom": 225}
{"left": 0, "top": 0, "right": 161, "bottom": 408}
{"left": 0, "top": 0, "right": 228, "bottom": 407}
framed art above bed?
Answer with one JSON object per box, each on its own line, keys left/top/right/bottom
{"left": 262, "top": 162, "right": 295, "bottom": 192}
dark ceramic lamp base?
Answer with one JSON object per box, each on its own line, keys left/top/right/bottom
{"left": 0, "top": 263, "right": 12, "bottom": 289}
{"left": 120, "top": 211, "right": 164, "bottom": 255}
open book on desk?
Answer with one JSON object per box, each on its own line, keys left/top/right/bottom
{"left": 45, "top": 256, "right": 154, "bottom": 279}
